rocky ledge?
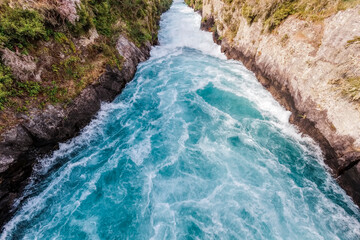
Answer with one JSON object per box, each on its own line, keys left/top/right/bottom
{"left": 196, "top": 2, "right": 360, "bottom": 207}
{"left": 0, "top": 35, "right": 152, "bottom": 228}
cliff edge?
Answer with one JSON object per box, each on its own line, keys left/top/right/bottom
{"left": 186, "top": 0, "right": 360, "bottom": 206}
{"left": 0, "top": 0, "right": 172, "bottom": 229}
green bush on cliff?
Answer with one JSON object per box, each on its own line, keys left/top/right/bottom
{"left": 341, "top": 77, "right": 360, "bottom": 102}
{"left": 264, "top": 2, "right": 296, "bottom": 31}
{"left": 0, "top": 61, "right": 13, "bottom": 110}
{"left": 242, "top": 4, "right": 258, "bottom": 25}
{"left": 0, "top": 0, "right": 173, "bottom": 118}
{"left": 347, "top": 36, "right": 360, "bottom": 46}
{"left": 87, "top": 0, "right": 171, "bottom": 45}
{"left": 0, "top": 5, "right": 47, "bottom": 49}
{"left": 67, "top": 3, "right": 94, "bottom": 37}
{"left": 216, "top": 0, "right": 360, "bottom": 32}
{"left": 126, "top": 21, "right": 153, "bottom": 46}
{"left": 185, "top": 0, "right": 201, "bottom": 10}
{"left": 17, "top": 81, "right": 41, "bottom": 97}
{"left": 89, "top": 1, "right": 113, "bottom": 36}
{"left": 158, "top": 0, "right": 173, "bottom": 14}
{"left": 194, "top": 0, "right": 203, "bottom": 11}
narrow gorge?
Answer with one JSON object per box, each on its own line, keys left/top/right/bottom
{"left": 1, "top": 0, "right": 360, "bottom": 239}
{"left": 0, "top": 0, "right": 172, "bottom": 229}
{"left": 186, "top": 0, "right": 360, "bottom": 208}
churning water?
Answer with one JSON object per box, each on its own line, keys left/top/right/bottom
{"left": 2, "top": 1, "right": 360, "bottom": 239}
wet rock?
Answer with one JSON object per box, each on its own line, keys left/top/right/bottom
{"left": 338, "top": 162, "right": 360, "bottom": 207}
{"left": 98, "top": 66, "right": 126, "bottom": 92}
{"left": 189, "top": 2, "right": 360, "bottom": 207}
{"left": 200, "top": 15, "right": 215, "bottom": 31}
{"left": 2, "top": 125, "right": 33, "bottom": 149}
{"left": 116, "top": 36, "right": 148, "bottom": 67}
{"left": 21, "top": 105, "right": 66, "bottom": 146}
{"left": 0, "top": 155, "right": 15, "bottom": 174}
{"left": 337, "top": 151, "right": 360, "bottom": 176}
{"left": 0, "top": 34, "right": 151, "bottom": 228}
{"left": 64, "top": 86, "right": 101, "bottom": 134}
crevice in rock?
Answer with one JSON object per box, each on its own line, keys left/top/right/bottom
{"left": 337, "top": 152, "right": 360, "bottom": 177}
{"left": 338, "top": 159, "right": 360, "bottom": 176}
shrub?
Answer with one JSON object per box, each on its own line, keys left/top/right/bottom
{"left": 126, "top": 21, "right": 153, "bottom": 46}
{"left": 67, "top": 3, "right": 93, "bottom": 37}
{"left": 342, "top": 77, "right": 360, "bottom": 101}
{"left": 242, "top": 4, "right": 257, "bottom": 25}
{"left": 347, "top": 36, "right": 360, "bottom": 46}
{"left": 0, "top": 5, "right": 47, "bottom": 49}
{"left": 0, "top": 61, "right": 13, "bottom": 110}
{"left": 17, "top": 81, "right": 42, "bottom": 97}
{"left": 265, "top": 2, "right": 296, "bottom": 31}
{"left": 89, "top": 0, "right": 113, "bottom": 36}
{"left": 61, "top": 56, "right": 82, "bottom": 79}
{"left": 281, "top": 34, "right": 290, "bottom": 46}
{"left": 194, "top": 0, "right": 203, "bottom": 11}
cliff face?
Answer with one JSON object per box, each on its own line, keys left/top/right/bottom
{"left": 0, "top": 0, "right": 172, "bottom": 228}
{"left": 187, "top": 0, "right": 360, "bottom": 206}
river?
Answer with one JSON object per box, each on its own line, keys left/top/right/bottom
{"left": 2, "top": 1, "right": 360, "bottom": 239}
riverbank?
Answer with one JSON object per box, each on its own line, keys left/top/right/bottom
{"left": 2, "top": 2, "right": 360, "bottom": 238}
{"left": 186, "top": 0, "right": 360, "bottom": 206}
{"left": 0, "top": 0, "right": 172, "bottom": 229}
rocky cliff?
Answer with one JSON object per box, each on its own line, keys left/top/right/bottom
{"left": 186, "top": 0, "right": 360, "bottom": 206}
{"left": 0, "top": 0, "right": 172, "bottom": 229}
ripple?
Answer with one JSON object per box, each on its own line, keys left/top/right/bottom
{"left": 2, "top": 1, "right": 360, "bottom": 239}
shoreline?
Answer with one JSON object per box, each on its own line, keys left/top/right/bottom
{"left": 1, "top": 0, "right": 359, "bottom": 232}
{"left": 197, "top": 12, "right": 360, "bottom": 208}
{"left": 0, "top": 36, "right": 153, "bottom": 230}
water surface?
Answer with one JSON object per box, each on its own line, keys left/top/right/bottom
{"left": 2, "top": 1, "right": 360, "bottom": 239}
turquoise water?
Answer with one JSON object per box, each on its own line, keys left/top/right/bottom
{"left": 2, "top": 1, "right": 360, "bottom": 239}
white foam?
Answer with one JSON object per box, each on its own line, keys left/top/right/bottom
{"left": 70, "top": 216, "right": 100, "bottom": 240}
{"left": 2, "top": 1, "right": 360, "bottom": 239}
{"left": 126, "top": 133, "right": 152, "bottom": 166}
{"left": 156, "top": 0, "right": 226, "bottom": 59}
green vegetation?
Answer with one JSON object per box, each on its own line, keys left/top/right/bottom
{"left": 347, "top": 36, "right": 360, "bottom": 46}
{"left": 0, "top": 5, "right": 47, "bottom": 49}
{"left": 17, "top": 81, "right": 41, "bottom": 97}
{"left": 67, "top": 3, "right": 94, "bottom": 37}
{"left": 0, "top": 61, "right": 13, "bottom": 110}
{"left": 341, "top": 77, "right": 360, "bottom": 102}
{"left": 193, "top": 0, "right": 360, "bottom": 33}
{"left": 260, "top": 0, "right": 360, "bottom": 30}
{"left": 86, "top": 0, "right": 172, "bottom": 46}
{"left": 241, "top": 4, "right": 257, "bottom": 25}
{"left": 331, "top": 77, "right": 360, "bottom": 103}
{"left": 54, "top": 32, "right": 76, "bottom": 53}
{"left": 0, "top": 0, "right": 172, "bottom": 131}
{"left": 280, "top": 34, "right": 290, "bottom": 46}
{"left": 185, "top": 0, "right": 203, "bottom": 11}
{"left": 89, "top": 1, "right": 113, "bottom": 36}
{"left": 264, "top": 2, "right": 296, "bottom": 31}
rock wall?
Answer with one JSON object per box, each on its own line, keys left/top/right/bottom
{"left": 0, "top": 34, "right": 151, "bottom": 228}
{"left": 0, "top": 0, "right": 172, "bottom": 229}
{"left": 189, "top": 0, "right": 360, "bottom": 206}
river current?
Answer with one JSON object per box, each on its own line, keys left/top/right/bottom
{"left": 2, "top": 1, "right": 360, "bottom": 239}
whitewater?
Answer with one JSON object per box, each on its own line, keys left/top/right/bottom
{"left": 2, "top": 1, "right": 360, "bottom": 239}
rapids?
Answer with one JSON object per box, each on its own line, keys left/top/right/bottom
{"left": 2, "top": 1, "right": 360, "bottom": 239}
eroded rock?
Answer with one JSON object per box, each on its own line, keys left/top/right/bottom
{"left": 193, "top": 1, "right": 360, "bottom": 207}
{"left": 1, "top": 48, "right": 37, "bottom": 82}
{"left": 0, "top": 33, "right": 151, "bottom": 228}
